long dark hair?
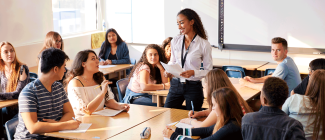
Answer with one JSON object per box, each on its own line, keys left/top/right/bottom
{"left": 98, "top": 28, "right": 124, "bottom": 59}
{"left": 128, "top": 44, "right": 167, "bottom": 84}
{"left": 212, "top": 88, "right": 243, "bottom": 134}
{"left": 64, "top": 50, "right": 104, "bottom": 91}
{"left": 161, "top": 37, "right": 173, "bottom": 49}
{"left": 177, "top": 8, "right": 208, "bottom": 40}
{"left": 305, "top": 69, "right": 325, "bottom": 140}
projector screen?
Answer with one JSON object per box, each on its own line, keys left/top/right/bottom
{"left": 224, "top": 0, "right": 325, "bottom": 49}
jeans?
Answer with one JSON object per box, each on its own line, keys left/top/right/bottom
{"left": 123, "top": 88, "right": 157, "bottom": 106}
{"left": 164, "top": 78, "right": 204, "bottom": 111}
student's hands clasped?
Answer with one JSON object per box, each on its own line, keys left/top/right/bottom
{"left": 180, "top": 70, "right": 195, "bottom": 78}
{"left": 163, "top": 125, "right": 176, "bottom": 138}
{"left": 99, "top": 59, "right": 112, "bottom": 65}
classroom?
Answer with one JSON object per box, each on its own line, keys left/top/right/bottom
{"left": 0, "top": 0, "right": 325, "bottom": 139}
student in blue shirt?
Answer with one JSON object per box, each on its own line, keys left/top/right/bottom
{"left": 98, "top": 28, "right": 130, "bottom": 65}
{"left": 240, "top": 37, "right": 301, "bottom": 95}
{"left": 14, "top": 48, "right": 80, "bottom": 139}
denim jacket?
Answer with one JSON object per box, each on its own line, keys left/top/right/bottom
{"left": 99, "top": 41, "right": 130, "bottom": 64}
{"left": 241, "top": 106, "right": 306, "bottom": 140}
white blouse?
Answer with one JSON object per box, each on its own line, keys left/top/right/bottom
{"left": 67, "top": 82, "right": 115, "bottom": 117}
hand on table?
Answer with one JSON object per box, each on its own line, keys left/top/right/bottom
{"left": 163, "top": 126, "right": 176, "bottom": 139}
{"left": 119, "top": 104, "right": 130, "bottom": 112}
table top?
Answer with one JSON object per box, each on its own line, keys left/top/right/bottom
{"left": 142, "top": 78, "right": 260, "bottom": 101}
{"left": 110, "top": 109, "right": 202, "bottom": 140}
{"left": 213, "top": 58, "right": 268, "bottom": 70}
{"left": 0, "top": 99, "right": 18, "bottom": 109}
{"left": 258, "top": 62, "right": 309, "bottom": 74}
{"left": 44, "top": 104, "right": 169, "bottom": 140}
{"left": 99, "top": 64, "right": 133, "bottom": 75}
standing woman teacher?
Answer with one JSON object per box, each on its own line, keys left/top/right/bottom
{"left": 164, "top": 8, "right": 212, "bottom": 111}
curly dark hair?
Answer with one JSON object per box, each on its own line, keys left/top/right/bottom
{"left": 63, "top": 50, "right": 104, "bottom": 91}
{"left": 177, "top": 8, "right": 208, "bottom": 40}
{"left": 98, "top": 28, "right": 124, "bottom": 59}
{"left": 128, "top": 44, "right": 167, "bottom": 84}
{"left": 161, "top": 37, "right": 173, "bottom": 49}
{"left": 262, "top": 77, "right": 288, "bottom": 107}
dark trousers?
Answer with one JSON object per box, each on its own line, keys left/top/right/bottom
{"left": 164, "top": 78, "right": 204, "bottom": 111}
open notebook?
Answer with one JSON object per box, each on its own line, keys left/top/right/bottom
{"left": 92, "top": 108, "right": 123, "bottom": 116}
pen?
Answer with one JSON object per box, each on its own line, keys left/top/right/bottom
{"left": 94, "top": 85, "right": 102, "bottom": 89}
{"left": 72, "top": 117, "right": 77, "bottom": 121}
{"left": 168, "top": 77, "right": 170, "bottom": 83}
{"left": 191, "top": 101, "right": 194, "bottom": 115}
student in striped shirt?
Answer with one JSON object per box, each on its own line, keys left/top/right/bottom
{"left": 14, "top": 48, "right": 80, "bottom": 139}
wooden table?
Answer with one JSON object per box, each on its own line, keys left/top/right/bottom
{"left": 109, "top": 109, "right": 204, "bottom": 140}
{"left": 258, "top": 62, "right": 309, "bottom": 74}
{"left": 213, "top": 58, "right": 268, "bottom": 70}
{"left": 99, "top": 64, "right": 133, "bottom": 79}
{"left": 0, "top": 99, "right": 19, "bottom": 138}
{"left": 44, "top": 104, "right": 169, "bottom": 140}
{"left": 143, "top": 78, "right": 260, "bottom": 107}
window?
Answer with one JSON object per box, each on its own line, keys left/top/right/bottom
{"left": 52, "top": 0, "right": 97, "bottom": 35}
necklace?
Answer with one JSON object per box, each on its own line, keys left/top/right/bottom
{"left": 81, "top": 75, "right": 94, "bottom": 84}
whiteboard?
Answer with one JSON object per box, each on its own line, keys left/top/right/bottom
{"left": 224, "top": 0, "right": 325, "bottom": 49}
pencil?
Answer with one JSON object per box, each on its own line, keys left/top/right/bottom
{"left": 172, "top": 121, "right": 179, "bottom": 127}
{"left": 94, "top": 85, "right": 102, "bottom": 89}
{"left": 168, "top": 77, "right": 170, "bottom": 83}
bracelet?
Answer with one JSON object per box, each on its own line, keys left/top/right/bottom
{"left": 162, "top": 83, "right": 165, "bottom": 90}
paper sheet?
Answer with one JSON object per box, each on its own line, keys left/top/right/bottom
{"left": 160, "top": 62, "right": 186, "bottom": 81}
{"left": 99, "top": 65, "right": 117, "bottom": 68}
{"left": 163, "top": 122, "right": 193, "bottom": 140}
{"left": 92, "top": 108, "right": 123, "bottom": 116}
{"left": 59, "top": 123, "right": 92, "bottom": 133}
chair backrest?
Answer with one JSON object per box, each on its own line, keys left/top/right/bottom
{"left": 222, "top": 65, "right": 246, "bottom": 78}
{"left": 130, "top": 58, "right": 136, "bottom": 65}
{"left": 116, "top": 78, "right": 129, "bottom": 102}
{"left": 29, "top": 72, "right": 38, "bottom": 79}
{"left": 264, "top": 68, "right": 276, "bottom": 76}
{"left": 5, "top": 117, "right": 19, "bottom": 140}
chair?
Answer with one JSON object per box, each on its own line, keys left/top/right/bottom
{"left": 29, "top": 72, "right": 38, "bottom": 79}
{"left": 264, "top": 68, "right": 275, "bottom": 76}
{"left": 29, "top": 77, "right": 37, "bottom": 82}
{"left": 5, "top": 117, "right": 19, "bottom": 140}
{"left": 116, "top": 78, "right": 129, "bottom": 102}
{"left": 222, "top": 65, "right": 246, "bottom": 78}
{"left": 127, "top": 58, "right": 136, "bottom": 76}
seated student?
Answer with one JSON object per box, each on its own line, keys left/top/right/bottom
{"left": 123, "top": 44, "right": 170, "bottom": 106}
{"left": 98, "top": 28, "right": 130, "bottom": 65}
{"left": 242, "top": 77, "right": 306, "bottom": 140}
{"left": 0, "top": 41, "right": 29, "bottom": 122}
{"left": 38, "top": 31, "right": 67, "bottom": 83}
{"left": 161, "top": 37, "right": 173, "bottom": 63}
{"left": 180, "top": 69, "right": 252, "bottom": 128}
{"left": 283, "top": 69, "right": 325, "bottom": 140}
{"left": 291, "top": 58, "right": 325, "bottom": 96}
{"left": 240, "top": 37, "right": 301, "bottom": 94}
{"left": 14, "top": 48, "right": 80, "bottom": 139}
{"left": 64, "top": 50, "right": 129, "bottom": 117}
{"left": 163, "top": 88, "right": 244, "bottom": 140}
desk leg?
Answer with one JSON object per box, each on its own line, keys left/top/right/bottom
{"left": 156, "top": 95, "right": 161, "bottom": 107}
{"left": 0, "top": 108, "right": 3, "bottom": 139}
{"left": 118, "top": 71, "right": 121, "bottom": 80}
{"left": 123, "top": 70, "right": 126, "bottom": 78}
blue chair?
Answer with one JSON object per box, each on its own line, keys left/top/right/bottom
{"left": 222, "top": 66, "right": 246, "bottom": 78}
{"left": 5, "top": 117, "right": 18, "bottom": 140}
{"left": 264, "top": 68, "right": 276, "bottom": 76}
{"left": 116, "top": 78, "right": 129, "bottom": 102}
{"left": 29, "top": 72, "right": 38, "bottom": 79}
{"left": 127, "top": 58, "right": 136, "bottom": 76}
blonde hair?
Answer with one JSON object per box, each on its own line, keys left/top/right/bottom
{"left": 0, "top": 41, "right": 23, "bottom": 92}
{"left": 39, "top": 31, "right": 64, "bottom": 55}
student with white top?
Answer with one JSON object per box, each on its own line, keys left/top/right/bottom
{"left": 64, "top": 50, "right": 129, "bottom": 117}
{"left": 164, "top": 8, "right": 213, "bottom": 111}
